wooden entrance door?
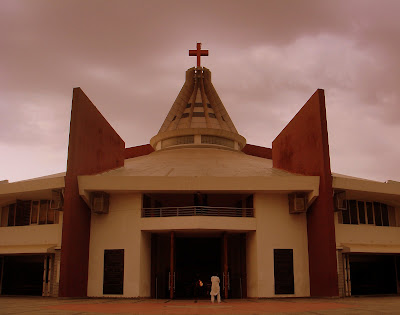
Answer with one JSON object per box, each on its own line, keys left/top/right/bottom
{"left": 222, "top": 233, "right": 247, "bottom": 299}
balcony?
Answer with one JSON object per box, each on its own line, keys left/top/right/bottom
{"left": 142, "top": 206, "right": 254, "bottom": 218}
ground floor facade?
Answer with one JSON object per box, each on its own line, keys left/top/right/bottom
{"left": 86, "top": 192, "right": 311, "bottom": 299}
{"left": 88, "top": 230, "right": 310, "bottom": 299}
{"left": 85, "top": 191, "right": 400, "bottom": 299}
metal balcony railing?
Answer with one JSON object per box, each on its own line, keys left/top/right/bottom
{"left": 141, "top": 206, "right": 254, "bottom": 218}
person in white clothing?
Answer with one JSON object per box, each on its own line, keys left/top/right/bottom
{"left": 210, "top": 274, "right": 221, "bottom": 303}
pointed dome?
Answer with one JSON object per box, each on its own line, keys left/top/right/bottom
{"left": 150, "top": 67, "right": 246, "bottom": 151}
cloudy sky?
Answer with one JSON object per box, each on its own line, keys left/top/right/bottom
{"left": 1, "top": 0, "right": 399, "bottom": 183}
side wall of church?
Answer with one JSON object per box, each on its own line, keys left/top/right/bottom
{"left": 60, "top": 87, "right": 125, "bottom": 297}
{"left": 272, "top": 89, "right": 338, "bottom": 297}
{"left": 87, "top": 193, "right": 151, "bottom": 298}
{"left": 246, "top": 193, "right": 310, "bottom": 297}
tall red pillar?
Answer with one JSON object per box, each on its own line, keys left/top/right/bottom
{"left": 170, "top": 231, "right": 175, "bottom": 299}
{"left": 223, "top": 233, "right": 228, "bottom": 299}
{"left": 59, "top": 88, "right": 125, "bottom": 297}
{"left": 272, "top": 89, "right": 338, "bottom": 297}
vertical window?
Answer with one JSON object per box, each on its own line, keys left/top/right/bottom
{"left": 366, "top": 202, "right": 374, "bottom": 224}
{"left": 357, "top": 201, "right": 366, "bottom": 224}
{"left": 15, "top": 200, "right": 31, "bottom": 226}
{"left": 274, "top": 249, "right": 294, "bottom": 294}
{"left": 31, "top": 201, "right": 39, "bottom": 224}
{"left": 246, "top": 195, "right": 253, "bottom": 208}
{"left": 8, "top": 204, "right": 16, "bottom": 226}
{"left": 374, "top": 202, "right": 382, "bottom": 226}
{"left": 142, "top": 194, "right": 151, "bottom": 208}
{"left": 23, "top": 200, "right": 31, "bottom": 225}
{"left": 103, "top": 249, "right": 124, "bottom": 295}
{"left": 342, "top": 208, "right": 350, "bottom": 224}
{"left": 15, "top": 201, "right": 24, "bottom": 226}
{"left": 1, "top": 206, "right": 8, "bottom": 227}
{"left": 381, "top": 204, "right": 389, "bottom": 226}
{"left": 39, "top": 200, "right": 48, "bottom": 224}
{"left": 349, "top": 200, "right": 358, "bottom": 225}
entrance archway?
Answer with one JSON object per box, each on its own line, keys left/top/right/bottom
{"left": 151, "top": 232, "right": 247, "bottom": 299}
{"left": 175, "top": 237, "right": 221, "bottom": 299}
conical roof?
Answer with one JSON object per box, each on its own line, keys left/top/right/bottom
{"left": 150, "top": 67, "right": 246, "bottom": 151}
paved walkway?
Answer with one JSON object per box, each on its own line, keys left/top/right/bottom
{"left": 0, "top": 296, "right": 399, "bottom": 314}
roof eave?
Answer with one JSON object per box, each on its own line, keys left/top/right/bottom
{"left": 78, "top": 174, "right": 320, "bottom": 206}
{"left": 332, "top": 175, "right": 400, "bottom": 206}
{"left": 0, "top": 176, "right": 65, "bottom": 198}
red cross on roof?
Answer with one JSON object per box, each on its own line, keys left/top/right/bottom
{"left": 189, "top": 43, "right": 209, "bottom": 67}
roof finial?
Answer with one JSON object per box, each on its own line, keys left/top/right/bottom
{"left": 189, "top": 42, "right": 209, "bottom": 67}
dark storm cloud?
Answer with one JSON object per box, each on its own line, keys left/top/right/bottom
{"left": 1, "top": 0, "right": 399, "bottom": 182}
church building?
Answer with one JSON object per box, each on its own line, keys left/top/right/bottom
{"left": 0, "top": 44, "right": 399, "bottom": 299}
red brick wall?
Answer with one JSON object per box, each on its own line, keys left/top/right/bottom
{"left": 242, "top": 144, "right": 272, "bottom": 159}
{"left": 125, "top": 144, "right": 154, "bottom": 159}
{"left": 272, "top": 89, "right": 338, "bottom": 297}
{"left": 59, "top": 88, "right": 125, "bottom": 297}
